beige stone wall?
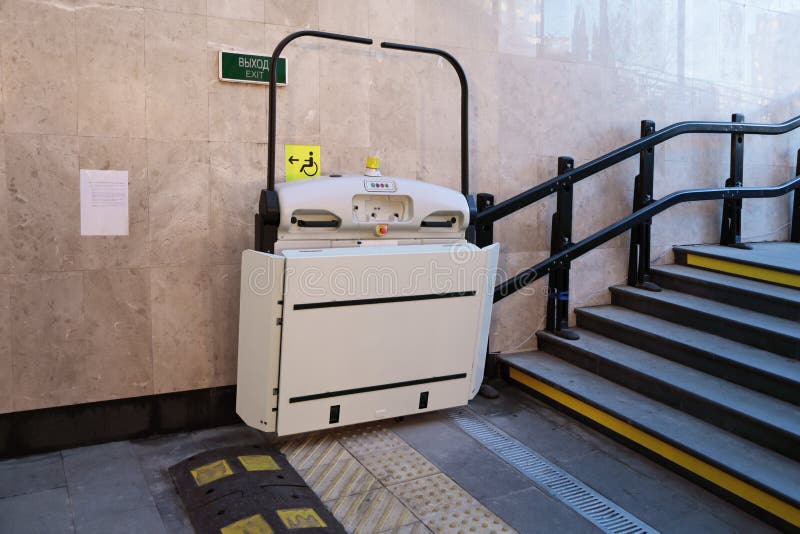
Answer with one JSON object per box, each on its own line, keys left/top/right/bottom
{"left": 1, "top": 0, "right": 798, "bottom": 412}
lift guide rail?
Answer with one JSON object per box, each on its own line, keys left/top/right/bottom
{"left": 237, "top": 176, "right": 499, "bottom": 436}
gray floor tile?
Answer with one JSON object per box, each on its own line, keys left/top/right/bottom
{"left": 484, "top": 487, "right": 599, "bottom": 534}
{"left": 0, "top": 452, "right": 66, "bottom": 498}
{"left": 76, "top": 504, "right": 167, "bottom": 534}
{"left": 0, "top": 487, "right": 74, "bottom": 534}
{"left": 483, "top": 408, "right": 598, "bottom": 464}
{"left": 560, "top": 450, "right": 708, "bottom": 530}
{"left": 392, "top": 415, "right": 533, "bottom": 501}
{"left": 191, "top": 424, "right": 270, "bottom": 449}
{"left": 63, "top": 441, "right": 155, "bottom": 527}
{"left": 660, "top": 504, "right": 778, "bottom": 534}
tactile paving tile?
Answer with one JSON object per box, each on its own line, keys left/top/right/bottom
{"left": 325, "top": 487, "right": 419, "bottom": 534}
{"left": 389, "top": 474, "right": 514, "bottom": 534}
{"left": 380, "top": 522, "right": 432, "bottom": 534}
{"left": 280, "top": 433, "right": 349, "bottom": 472}
{"left": 336, "top": 425, "right": 406, "bottom": 458}
{"left": 358, "top": 445, "right": 439, "bottom": 485}
{"left": 302, "top": 455, "right": 383, "bottom": 502}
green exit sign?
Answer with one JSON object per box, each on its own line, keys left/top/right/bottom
{"left": 218, "top": 51, "right": 287, "bottom": 85}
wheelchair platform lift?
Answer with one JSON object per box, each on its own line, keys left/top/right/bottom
{"left": 236, "top": 31, "right": 499, "bottom": 436}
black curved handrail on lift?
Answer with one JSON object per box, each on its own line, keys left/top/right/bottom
{"left": 266, "top": 31, "right": 373, "bottom": 192}
{"left": 257, "top": 31, "right": 474, "bottom": 253}
{"left": 479, "top": 113, "right": 800, "bottom": 338}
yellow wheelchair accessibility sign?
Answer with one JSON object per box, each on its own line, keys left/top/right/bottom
{"left": 285, "top": 145, "right": 321, "bottom": 181}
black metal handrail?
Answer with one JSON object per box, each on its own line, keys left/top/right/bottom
{"left": 380, "top": 42, "right": 470, "bottom": 196}
{"left": 266, "top": 31, "right": 373, "bottom": 191}
{"left": 477, "top": 115, "right": 800, "bottom": 226}
{"left": 494, "top": 175, "right": 800, "bottom": 302}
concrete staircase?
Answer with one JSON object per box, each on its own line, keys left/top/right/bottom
{"left": 497, "top": 242, "right": 800, "bottom": 530}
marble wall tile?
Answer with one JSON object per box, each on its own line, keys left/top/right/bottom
{"left": 498, "top": 0, "right": 542, "bottom": 57}
{"left": 369, "top": 50, "right": 418, "bottom": 153}
{"left": 3, "top": 0, "right": 800, "bottom": 400}
{"left": 77, "top": 3, "right": 146, "bottom": 138}
{"left": 208, "top": 17, "right": 268, "bottom": 142}
{"left": 207, "top": 0, "right": 264, "bottom": 22}
{"left": 12, "top": 272, "right": 88, "bottom": 410}
{"left": 413, "top": 0, "right": 466, "bottom": 50}
{"left": 462, "top": 49, "right": 500, "bottom": 159}
{"left": 417, "top": 148, "right": 460, "bottom": 192}
{"left": 568, "top": 246, "right": 628, "bottom": 321}
{"left": 415, "top": 53, "right": 462, "bottom": 154}
{"left": 267, "top": 25, "right": 321, "bottom": 144}
{"left": 741, "top": 6, "right": 800, "bottom": 95}
{"left": 0, "top": 139, "right": 9, "bottom": 274}
{"left": 77, "top": 137, "right": 149, "bottom": 269}
{"left": 572, "top": 165, "right": 636, "bottom": 250}
{"left": 0, "top": 275, "right": 10, "bottom": 413}
{"left": 84, "top": 269, "right": 153, "bottom": 402}
{"left": 147, "top": 140, "right": 209, "bottom": 265}
{"left": 472, "top": 147, "right": 501, "bottom": 196}
{"left": 319, "top": 0, "right": 369, "bottom": 36}
{"left": 318, "top": 43, "right": 368, "bottom": 147}
{"left": 151, "top": 265, "right": 213, "bottom": 393}
{"left": 496, "top": 53, "right": 552, "bottom": 156}
{"left": 85, "top": 0, "right": 143, "bottom": 7}
{"left": 6, "top": 134, "right": 80, "bottom": 273}
{"left": 210, "top": 263, "right": 239, "bottom": 386}
{"left": 208, "top": 141, "right": 265, "bottom": 264}
{"left": 0, "top": 36, "right": 5, "bottom": 133}
{"left": 490, "top": 250, "right": 550, "bottom": 353}
{"left": 493, "top": 153, "right": 554, "bottom": 254}
{"left": 145, "top": 9, "right": 208, "bottom": 140}
{"left": 684, "top": 0, "right": 722, "bottom": 85}
{"left": 320, "top": 144, "right": 367, "bottom": 176}
{"left": 0, "top": 0, "right": 77, "bottom": 135}
{"left": 143, "top": 0, "right": 204, "bottom": 15}
{"left": 264, "top": 0, "right": 318, "bottom": 28}
{"left": 368, "top": 0, "right": 414, "bottom": 41}
{"left": 740, "top": 163, "right": 792, "bottom": 242}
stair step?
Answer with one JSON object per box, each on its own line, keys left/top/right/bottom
{"left": 674, "top": 242, "right": 800, "bottom": 288}
{"left": 536, "top": 329, "right": 800, "bottom": 459}
{"left": 576, "top": 305, "right": 800, "bottom": 405}
{"left": 498, "top": 350, "right": 800, "bottom": 528}
{"left": 610, "top": 285, "right": 800, "bottom": 359}
{"left": 650, "top": 264, "right": 800, "bottom": 321}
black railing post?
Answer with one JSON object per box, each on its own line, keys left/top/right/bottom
{"left": 627, "top": 120, "right": 661, "bottom": 291}
{"left": 546, "top": 157, "right": 579, "bottom": 340}
{"left": 475, "top": 193, "right": 495, "bottom": 248}
{"left": 793, "top": 149, "right": 800, "bottom": 243}
{"left": 721, "top": 113, "right": 752, "bottom": 249}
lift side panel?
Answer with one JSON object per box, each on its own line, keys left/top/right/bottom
{"left": 236, "top": 250, "right": 285, "bottom": 432}
{"left": 470, "top": 243, "right": 500, "bottom": 398}
{"left": 276, "top": 244, "right": 496, "bottom": 436}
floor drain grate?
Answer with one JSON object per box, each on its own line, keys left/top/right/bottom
{"left": 449, "top": 409, "right": 660, "bottom": 534}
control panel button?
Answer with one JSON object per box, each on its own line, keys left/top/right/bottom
{"left": 375, "top": 224, "right": 388, "bottom": 236}
{"left": 364, "top": 179, "right": 396, "bottom": 192}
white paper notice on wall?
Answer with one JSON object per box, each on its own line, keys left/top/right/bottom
{"left": 80, "top": 169, "right": 129, "bottom": 236}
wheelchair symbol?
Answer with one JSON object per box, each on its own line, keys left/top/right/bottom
{"left": 299, "top": 152, "right": 318, "bottom": 176}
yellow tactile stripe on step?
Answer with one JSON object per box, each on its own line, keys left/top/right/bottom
{"left": 508, "top": 367, "right": 800, "bottom": 528}
{"left": 686, "top": 254, "right": 800, "bottom": 288}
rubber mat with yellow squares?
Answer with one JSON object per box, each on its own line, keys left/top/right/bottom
{"left": 169, "top": 444, "right": 345, "bottom": 533}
